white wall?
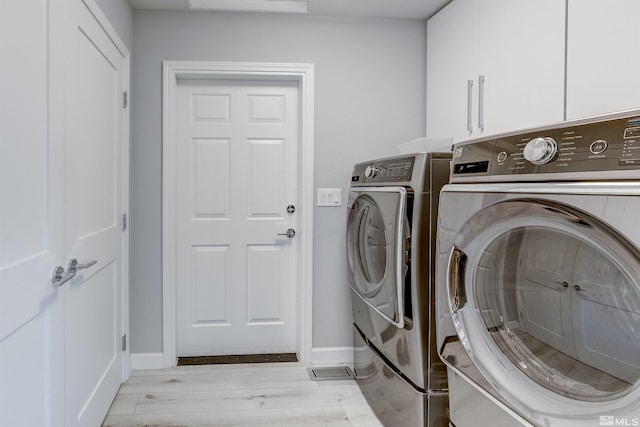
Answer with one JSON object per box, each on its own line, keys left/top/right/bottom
{"left": 94, "top": 0, "right": 133, "bottom": 50}
{"left": 130, "top": 10, "right": 427, "bottom": 354}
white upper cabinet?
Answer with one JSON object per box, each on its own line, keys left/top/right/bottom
{"left": 566, "top": 0, "right": 640, "bottom": 120}
{"left": 426, "top": 0, "right": 478, "bottom": 141}
{"left": 427, "top": 0, "right": 566, "bottom": 142}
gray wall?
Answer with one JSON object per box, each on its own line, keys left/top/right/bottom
{"left": 130, "top": 10, "right": 427, "bottom": 353}
{"left": 95, "top": 0, "right": 133, "bottom": 51}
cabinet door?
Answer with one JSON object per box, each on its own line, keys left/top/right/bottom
{"left": 427, "top": 0, "right": 565, "bottom": 142}
{"left": 426, "top": 0, "right": 479, "bottom": 141}
{"left": 566, "top": 0, "right": 640, "bottom": 119}
{"left": 478, "top": 0, "right": 565, "bottom": 136}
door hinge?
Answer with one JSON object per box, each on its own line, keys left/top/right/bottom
{"left": 123, "top": 91, "right": 128, "bottom": 109}
{"left": 122, "top": 213, "right": 127, "bottom": 231}
{"left": 122, "top": 334, "right": 127, "bottom": 352}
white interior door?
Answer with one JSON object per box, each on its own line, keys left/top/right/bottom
{"left": 63, "top": 0, "right": 126, "bottom": 425}
{"left": 517, "top": 228, "right": 578, "bottom": 357}
{"left": 175, "top": 79, "right": 299, "bottom": 356}
{"left": 0, "top": 1, "right": 65, "bottom": 425}
{"left": 571, "top": 242, "right": 640, "bottom": 383}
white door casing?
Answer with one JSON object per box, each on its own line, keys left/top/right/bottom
{"left": 63, "top": 0, "right": 129, "bottom": 425}
{"left": 175, "top": 79, "right": 299, "bottom": 356}
{"left": 163, "top": 62, "right": 314, "bottom": 366}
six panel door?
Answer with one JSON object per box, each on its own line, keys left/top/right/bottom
{"left": 175, "top": 80, "right": 299, "bottom": 356}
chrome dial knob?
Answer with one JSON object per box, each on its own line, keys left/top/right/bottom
{"left": 523, "top": 137, "right": 557, "bottom": 165}
{"left": 364, "top": 166, "right": 379, "bottom": 178}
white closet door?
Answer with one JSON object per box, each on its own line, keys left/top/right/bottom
{"left": 1, "top": 1, "right": 128, "bottom": 426}
{"left": 62, "top": 0, "right": 126, "bottom": 425}
{"left": 0, "top": 1, "right": 65, "bottom": 425}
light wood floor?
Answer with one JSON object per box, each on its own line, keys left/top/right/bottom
{"left": 102, "top": 362, "right": 384, "bottom": 427}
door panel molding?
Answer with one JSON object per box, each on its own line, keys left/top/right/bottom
{"left": 162, "top": 61, "right": 314, "bottom": 367}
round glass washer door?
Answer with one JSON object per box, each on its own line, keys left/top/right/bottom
{"left": 447, "top": 199, "right": 640, "bottom": 425}
{"left": 347, "top": 188, "right": 407, "bottom": 327}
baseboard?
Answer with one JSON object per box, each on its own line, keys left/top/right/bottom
{"left": 130, "top": 352, "right": 164, "bottom": 370}
{"left": 311, "top": 346, "right": 353, "bottom": 366}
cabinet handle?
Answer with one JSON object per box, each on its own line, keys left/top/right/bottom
{"left": 467, "top": 80, "right": 474, "bottom": 132}
{"left": 478, "top": 75, "right": 486, "bottom": 130}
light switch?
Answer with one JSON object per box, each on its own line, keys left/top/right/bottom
{"left": 317, "top": 188, "right": 342, "bottom": 207}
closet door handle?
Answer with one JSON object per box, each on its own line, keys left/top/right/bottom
{"left": 52, "top": 266, "right": 75, "bottom": 287}
{"left": 68, "top": 258, "right": 97, "bottom": 274}
{"left": 467, "top": 80, "right": 474, "bottom": 132}
{"left": 478, "top": 75, "right": 486, "bottom": 130}
{"left": 447, "top": 246, "right": 468, "bottom": 313}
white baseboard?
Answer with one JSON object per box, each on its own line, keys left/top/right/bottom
{"left": 130, "top": 352, "right": 164, "bottom": 370}
{"left": 311, "top": 346, "right": 353, "bottom": 366}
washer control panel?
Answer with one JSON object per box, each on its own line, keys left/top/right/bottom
{"left": 451, "top": 111, "right": 640, "bottom": 181}
{"left": 352, "top": 156, "right": 415, "bottom": 184}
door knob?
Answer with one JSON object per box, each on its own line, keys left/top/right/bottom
{"left": 52, "top": 265, "right": 75, "bottom": 287}
{"left": 68, "top": 258, "right": 97, "bottom": 274}
{"left": 277, "top": 228, "right": 296, "bottom": 238}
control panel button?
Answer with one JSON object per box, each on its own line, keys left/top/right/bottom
{"left": 364, "top": 165, "right": 379, "bottom": 178}
{"left": 523, "top": 137, "right": 558, "bottom": 165}
{"left": 497, "top": 151, "right": 508, "bottom": 162}
{"left": 590, "top": 139, "right": 608, "bottom": 154}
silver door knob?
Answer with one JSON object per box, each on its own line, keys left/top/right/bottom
{"left": 68, "top": 258, "right": 97, "bottom": 274}
{"left": 277, "top": 228, "right": 296, "bottom": 238}
{"left": 52, "top": 266, "right": 75, "bottom": 287}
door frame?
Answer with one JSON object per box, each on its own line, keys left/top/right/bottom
{"left": 162, "top": 61, "right": 315, "bottom": 367}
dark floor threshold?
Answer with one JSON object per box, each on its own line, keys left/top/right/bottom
{"left": 177, "top": 353, "right": 298, "bottom": 366}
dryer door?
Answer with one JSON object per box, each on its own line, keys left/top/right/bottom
{"left": 441, "top": 194, "right": 640, "bottom": 426}
{"left": 347, "top": 187, "right": 408, "bottom": 327}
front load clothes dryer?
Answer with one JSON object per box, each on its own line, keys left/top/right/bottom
{"left": 436, "top": 109, "right": 640, "bottom": 427}
{"left": 348, "top": 152, "right": 451, "bottom": 426}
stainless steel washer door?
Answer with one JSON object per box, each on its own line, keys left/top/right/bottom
{"left": 438, "top": 185, "right": 640, "bottom": 426}
{"left": 347, "top": 187, "right": 408, "bottom": 327}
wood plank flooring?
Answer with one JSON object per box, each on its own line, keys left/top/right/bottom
{"left": 102, "top": 362, "right": 384, "bottom": 426}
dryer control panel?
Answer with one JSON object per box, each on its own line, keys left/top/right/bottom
{"left": 352, "top": 156, "right": 415, "bottom": 184}
{"left": 451, "top": 110, "right": 640, "bottom": 182}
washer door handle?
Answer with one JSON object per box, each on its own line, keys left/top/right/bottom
{"left": 448, "top": 246, "right": 468, "bottom": 313}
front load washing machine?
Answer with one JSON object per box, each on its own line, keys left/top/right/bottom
{"left": 348, "top": 152, "right": 451, "bottom": 426}
{"left": 436, "top": 109, "right": 640, "bottom": 426}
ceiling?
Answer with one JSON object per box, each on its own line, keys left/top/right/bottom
{"left": 128, "top": 0, "right": 451, "bottom": 20}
